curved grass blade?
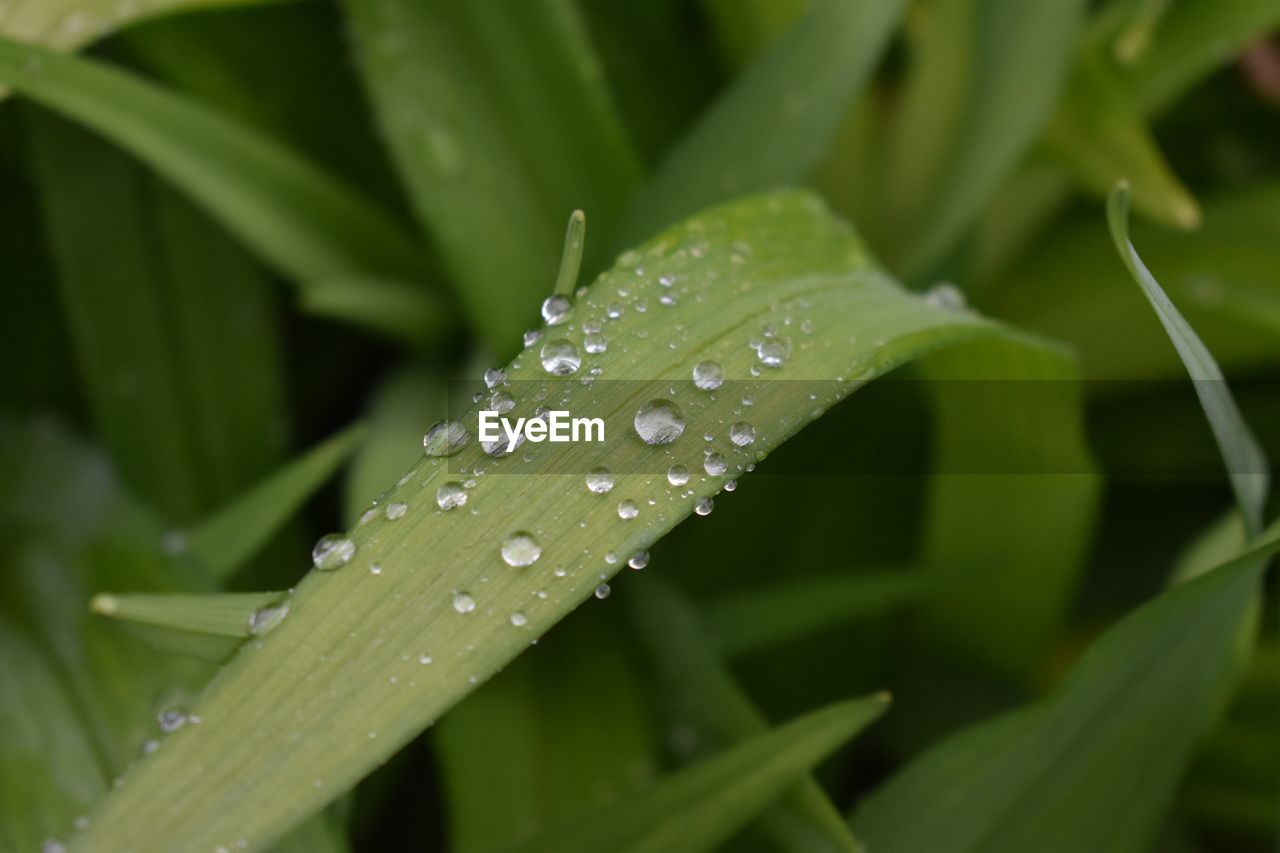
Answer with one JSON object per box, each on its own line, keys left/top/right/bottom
{"left": 343, "top": 0, "right": 640, "bottom": 350}
{"left": 884, "top": 0, "right": 1084, "bottom": 279}
{"left": 631, "top": 579, "right": 861, "bottom": 852}
{"left": 616, "top": 0, "right": 905, "bottom": 249}
{"left": 0, "top": 37, "right": 435, "bottom": 344}
{"left": 187, "top": 423, "right": 366, "bottom": 582}
{"left": 510, "top": 695, "right": 889, "bottom": 853}
{"left": 89, "top": 591, "right": 287, "bottom": 639}
{"left": 1107, "top": 183, "right": 1270, "bottom": 538}
{"left": 71, "top": 190, "right": 1082, "bottom": 851}
{"left": 852, "top": 526, "right": 1280, "bottom": 852}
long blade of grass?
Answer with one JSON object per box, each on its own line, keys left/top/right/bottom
{"left": 1107, "top": 183, "right": 1270, "bottom": 538}
{"left": 343, "top": 0, "right": 640, "bottom": 351}
{"left": 615, "top": 0, "right": 905, "bottom": 249}
{"left": 71, "top": 190, "right": 1084, "bottom": 850}
{"left": 0, "top": 37, "right": 435, "bottom": 343}
{"left": 511, "top": 695, "right": 889, "bottom": 853}
{"left": 631, "top": 579, "right": 862, "bottom": 853}
{"left": 884, "top": 0, "right": 1085, "bottom": 279}
{"left": 89, "top": 591, "right": 287, "bottom": 638}
{"left": 187, "top": 423, "right": 366, "bottom": 582}
{"left": 851, "top": 525, "right": 1280, "bottom": 852}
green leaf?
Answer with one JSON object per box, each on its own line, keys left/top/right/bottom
{"left": 0, "top": 37, "right": 435, "bottom": 344}
{"left": 883, "top": 0, "right": 1085, "bottom": 278}
{"left": 615, "top": 0, "right": 905, "bottom": 249}
{"left": 1107, "top": 183, "right": 1270, "bottom": 538}
{"left": 631, "top": 579, "right": 861, "bottom": 853}
{"left": 70, "top": 190, "right": 1083, "bottom": 850}
{"left": 851, "top": 526, "right": 1280, "bottom": 852}
{"left": 435, "top": 609, "right": 658, "bottom": 852}
{"left": 511, "top": 695, "right": 889, "bottom": 853}
{"left": 705, "top": 566, "right": 945, "bottom": 657}
{"left": 187, "top": 423, "right": 365, "bottom": 582}
{"left": 89, "top": 590, "right": 287, "bottom": 639}
{"left": 343, "top": 0, "right": 640, "bottom": 350}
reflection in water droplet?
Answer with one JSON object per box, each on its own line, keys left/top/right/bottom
{"left": 585, "top": 468, "right": 615, "bottom": 494}
{"left": 729, "top": 422, "right": 756, "bottom": 446}
{"left": 755, "top": 338, "right": 791, "bottom": 368}
{"left": 634, "top": 399, "right": 686, "bottom": 445}
{"left": 437, "top": 482, "right": 467, "bottom": 510}
{"left": 584, "top": 333, "right": 608, "bottom": 353}
{"left": 594, "top": 583, "right": 612, "bottom": 600}
{"left": 704, "top": 454, "right": 728, "bottom": 476}
{"left": 541, "top": 295, "right": 572, "bottom": 325}
{"left": 694, "top": 497, "right": 715, "bottom": 516}
{"left": 484, "top": 367, "right": 507, "bottom": 389}
{"left": 617, "top": 499, "right": 639, "bottom": 519}
{"left": 667, "top": 465, "right": 690, "bottom": 486}
{"left": 501, "top": 531, "right": 542, "bottom": 567}
{"left": 157, "top": 708, "right": 188, "bottom": 733}
{"left": 541, "top": 339, "right": 582, "bottom": 375}
{"left": 628, "top": 551, "right": 649, "bottom": 570}
{"left": 423, "top": 420, "right": 470, "bottom": 457}
{"left": 692, "top": 360, "right": 724, "bottom": 391}
{"left": 312, "top": 534, "right": 356, "bottom": 570}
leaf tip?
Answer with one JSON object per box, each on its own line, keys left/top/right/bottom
{"left": 89, "top": 593, "right": 119, "bottom": 616}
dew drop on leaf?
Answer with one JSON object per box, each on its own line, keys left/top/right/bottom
{"left": 585, "top": 467, "right": 615, "bottom": 494}
{"left": 755, "top": 338, "right": 791, "bottom": 368}
{"left": 729, "top": 422, "right": 756, "bottom": 446}
{"left": 584, "top": 333, "right": 608, "bottom": 353}
{"left": 453, "top": 593, "right": 476, "bottom": 614}
{"left": 437, "top": 482, "right": 468, "bottom": 510}
{"left": 617, "top": 499, "right": 639, "bottom": 519}
{"left": 634, "top": 399, "right": 686, "bottom": 444}
{"left": 312, "top": 534, "right": 356, "bottom": 570}
{"left": 692, "top": 360, "right": 724, "bottom": 390}
{"left": 384, "top": 501, "right": 408, "bottom": 520}
{"left": 423, "top": 420, "right": 469, "bottom": 457}
{"left": 694, "top": 497, "right": 715, "bottom": 516}
{"left": 628, "top": 551, "right": 649, "bottom": 570}
{"left": 157, "top": 708, "right": 188, "bottom": 733}
{"left": 248, "top": 603, "right": 289, "bottom": 636}
{"left": 510, "top": 611, "right": 528, "bottom": 627}
{"left": 667, "top": 465, "right": 690, "bottom": 486}
{"left": 594, "top": 583, "right": 611, "bottom": 600}
{"left": 541, "top": 294, "right": 572, "bottom": 325}
{"left": 501, "top": 531, "right": 542, "bottom": 567}
{"left": 540, "top": 339, "right": 582, "bottom": 375}
{"left": 704, "top": 454, "right": 728, "bottom": 476}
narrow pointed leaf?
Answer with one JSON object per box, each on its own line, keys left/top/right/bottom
{"left": 1107, "top": 183, "right": 1270, "bottom": 538}
{"left": 632, "top": 579, "right": 861, "bottom": 852}
{"left": 852, "top": 527, "right": 1280, "bottom": 852}
{"left": 187, "top": 423, "right": 366, "bottom": 581}
{"left": 72, "top": 191, "right": 1086, "bottom": 850}
{"left": 90, "top": 591, "right": 286, "bottom": 639}
{"left": 343, "top": 0, "right": 640, "bottom": 349}
{"left": 0, "top": 37, "right": 434, "bottom": 343}
{"left": 512, "top": 695, "right": 889, "bottom": 853}
{"left": 616, "top": 0, "right": 905, "bottom": 248}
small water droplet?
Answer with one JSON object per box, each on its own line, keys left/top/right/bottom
{"left": 369, "top": 563, "right": 383, "bottom": 575}
{"left": 585, "top": 467, "right": 615, "bottom": 494}
{"left": 523, "top": 329, "right": 542, "bottom": 347}
{"left": 358, "top": 507, "right": 379, "bottom": 525}
{"left": 312, "top": 534, "right": 356, "bottom": 570}
{"left": 40, "top": 839, "right": 67, "bottom": 853}
{"left": 694, "top": 497, "right": 715, "bottom": 516}
{"left": 423, "top": 420, "right": 470, "bottom": 456}
{"left": 249, "top": 603, "right": 289, "bottom": 636}
{"left": 584, "top": 333, "right": 608, "bottom": 353}
{"left": 489, "top": 390, "right": 516, "bottom": 413}
{"left": 692, "top": 360, "right": 724, "bottom": 390}
{"left": 141, "top": 738, "right": 159, "bottom": 755}
{"left": 541, "top": 295, "right": 573, "bottom": 325}
{"left": 617, "top": 499, "right": 639, "bottom": 519}
{"left": 594, "top": 583, "right": 612, "bottom": 599}
{"left": 501, "top": 532, "right": 542, "bottom": 567}
{"left": 437, "top": 482, "right": 468, "bottom": 510}
{"left": 634, "top": 399, "right": 686, "bottom": 445}
{"left": 541, "top": 339, "right": 582, "bottom": 375}
{"left": 724, "top": 479, "right": 738, "bottom": 492}
{"left": 419, "top": 654, "right": 433, "bottom": 664}
{"left": 606, "top": 303, "right": 624, "bottom": 319}
{"left": 510, "top": 611, "right": 529, "bottom": 627}
{"left": 484, "top": 367, "right": 507, "bottom": 388}
{"left": 453, "top": 593, "right": 477, "bottom": 614}
{"left": 384, "top": 501, "right": 408, "bottom": 520}
{"left": 704, "top": 454, "right": 728, "bottom": 476}
{"left": 729, "top": 422, "right": 756, "bottom": 446}
{"left": 157, "top": 708, "right": 188, "bottom": 733}
{"left": 924, "top": 282, "right": 967, "bottom": 310}
{"left": 658, "top": 274, "right": 676, "bottom": 287}
{"left": 667, "top": 465, "right": 690, "bottom": 486}
{"left": 628, "top": 551, "right": 649, "bottom": 569}
{"left": 755, "top": 337, "right": 791, "bottom": 368}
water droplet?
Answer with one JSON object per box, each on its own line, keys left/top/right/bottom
{"left": 694, "top": 497, "right": 715, "bottom": 516}
{"left": 724, "top": 479, "right": 738, "bottom": 492}
{"left": 484, "top": 367, "right": 507, "bottom": 388}
{"left": 510, "top": 611, "right": 528, "bottom": 627}
{"left": 628, "top": 551, "right": 649, "bottom": 569}
{"left": 541, "top": 339, "right": 582, "bottom": 375}
{"left": 141, "top": 738, "right": 159, "bottom": 755}
{"left": 924, "top": 282, "right": 967, "bottom": 310}
{"left": 423, "top": 420, "right": 469, "bottom": 456}
{"left": 489, "top": 390, "right": 516, "bottom": 413}
{"left": 501, "top": 531, "right": 542, "bottom": 567}
{"left": 755, "top": 337, "right": 791, "bottom": 368}
{"left": 419, "top": 654, "right": 433, "bottom": 664}
{"left": 384, "top": 501, "right": 408, "bottom": 520}
{"left": 369, "top": 563, "right": 383, "bottom": 575}
{"left": 667, "top": 465, "right": 690, "bottom": 486}
{"left": 437, "top": 482, "right": 468, "bottom": 510}
{"left": 541, "top": 294, "right": 572, "bottom": 325}
{"left": 523, "top": 329, "right": 542, "bottom": 347}
{"left": 658, "top": 274, "right": 676, "bottom": 287}
{"left": 249, "top": 603, "right": 289, "bottom": 636}
{"left": 40, "top": 839, "right": 67, "bottom": 853}
{"left": 594, "top": 583, "right": 612, "bottom": 599}
{"left": 358, "top": 507, "right": 379, "bottom": 525}
{"left": 617, "top": 499, "right": 639, "bottom": 519}
{"left": 729, "top": 422, "right": 756, "bottom": 446}
{"left": 605, "top": 551, "right": 618, "bottom": 564}
{"left": 157, "top": 708, "right": 188, "bottom": 733}
{"left": 634, "top": 399, "right": 686, "bottom": 445}
{"left": 692, "top": 360, "right": 725, "bottom": 390}
{"left": 453, "top": 593, "right": 476, "bottom": 614}
{"left": 312, "top": 534, "right": 356, "bottom": 570}
{"left": 704, "top": 454, "right": 728, "bottom": 476}
{"left": 584, "top": 333, "right": 608, "bottom": 353}
{"left": 585, "top": 468, "right": 615, "bottom": 494}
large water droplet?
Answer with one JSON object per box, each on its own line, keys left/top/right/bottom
{"left": 594, "top": 583, "right": 612, "bottom": 599}
{"left": 692, "top": 361, "right": 724, "bottom": 390}
{"left": 628, "top": 551, "right": 649, "bottom": 570}
{"left": 667, "top": 465, "right": 690, "bottom": 486}
{"left": 729, "top": 422, "right": 756, "bottom": 447}
{"left": 755, "top": 338, "right": 791, "bottom": 368}
{"left": 585, "top": 467, "right": 615, "bottom": 494}
{"left": 423, "top": 420, "right": 469, "bottom": 457}
{"left": 541, "top": 295, "right": 573, "bottom": 325}
{"left": 249, "top": 603, "right": 289, "bottom": 636}
{"left": 453, "top": 592, "right": 476, "bottom": 614}
{"left": 617, "top": 499, "right": 639, "bottom": 519}
{"left": 437, "top": 482, "right": 467, "bottom": 510}
{"left": 501, "top": 531, "right": 542, "bottom": 567}
{"left": 312, "top": 534, "right": 356, "bottom": 570}
{"left": 541, "top": 339, "right": 582, "bottom": 375}
{"left": 584, "top": 333, "right": 608, "bottom": 354}
{"left": 694, "top": 497, "right": 715, "bottom": 516}
{"left": 634, "top": 399, "right": 686, "bottom": 445}
{"left": 484, "top": 367, "right": 507, "bottom": 389}
{"left": 704, "top": 454, "right": 728, "bottom": 476}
